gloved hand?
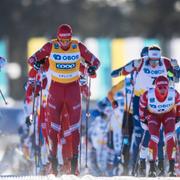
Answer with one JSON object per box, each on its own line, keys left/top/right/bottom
{"left": 123, "top": 136, "right": 129, "bottom": 145}
{"left": 33, "top": 61, "right": 41, "bottom": 71}
{"left": 87, "top": 66, "right": 97, "bottom": 78}
{"left": 25, "top": 116, "right": 32, "bottom": 127}
{"left": 175, "top": 117, "right": 180, "bottom": 131}
{"left": 112, "top": 100, "right": 118, "bottom": 109}
{"left": 111, "top": 68, "right": 122, "bottom": 78}
{"left": 33, "top": 58, "right": 46, "bottom": 71}
{"left": 114, "top": 154, "right": 122, "bottom": 166}
{"left": 140, "top": 119, "right": 148, "bottom": 130}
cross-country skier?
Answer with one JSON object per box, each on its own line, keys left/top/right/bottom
{"left": 107, "top": 77, "right": 134, "bottom": 175}
{"left": 89, "top": 99, "right": 112, "bottom": 176}
{"left": 111, "top": 45, "right": 176, "bottom": 175}
{"left": 27, "top": 24, "right": 100, "bottom": 175}
{"left": 139, "top": 75, "right": 180, "bottom": 177}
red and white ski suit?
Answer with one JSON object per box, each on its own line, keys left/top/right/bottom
{"left": 120, "top": 57, "right": 173, "bottom": 96}
{"left": 28, "top": 39, "right": 100, "bottom": 159}
{"left": 25, "top": 68, "right": 47, "bottom": 114}
{"left": 139, "top": 88, "right": 180, "bottom": 161}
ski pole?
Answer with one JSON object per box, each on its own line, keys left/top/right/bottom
{"left": 31, "top": 73, "right": 39, "bottom": 175}
{"left": 0, "top": 89, "right": 8, "bottom": 105}
{"left": 37, "top": 72, "right": 44, "bottom": 172}
{"left": 85, "top": 76, "right": 91, "bottom": 169}
{"left": 79, "top": 117, "right": 83, "bottom": 171}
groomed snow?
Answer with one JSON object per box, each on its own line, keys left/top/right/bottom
{"left": 0, "top": 175, "right": 179, "bottom": 180}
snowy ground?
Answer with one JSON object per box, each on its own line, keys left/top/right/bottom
{"left": 0, "top": 108, "right": 179, "bottom": 180}
{"left": 0, "top": 135, "right": 179, "bottom": 180}
{"left": 0, "top": 175, "right": 179, "bottom": 180}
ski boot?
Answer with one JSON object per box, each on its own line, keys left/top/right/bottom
{"left": 148, "top": 160, "right": 156, "bottom": 177}
{"left": 60, "top": 158, "right": 71, "bottom": 174}
{"left": 157, "top": 159, "right": 165, "bottom": 176}
{"left": 71, "top": 154, "right": 78, "bottom": 175}
{"left": 131, "top": 164, "right": 136, "bottom": 176}
{"left": 138, "top": 159, "right": 146, "bottom": 176}
{"left": 48, "top": 155, "right": 58, "bottom": 176}
{"left": 168, "top": 159, "right": 176, "bottom": 177}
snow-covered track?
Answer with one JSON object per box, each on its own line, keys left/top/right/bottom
{"left": 0, "top": 175, "right": 179, "bottom": 180}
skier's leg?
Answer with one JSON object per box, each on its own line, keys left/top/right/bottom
{"left": 157, "top": 128, "right": 165, "bottom": 176}
{"left": 139, "top": 130, "right": 150, "bottom": 176}
{"left": 66, "top": 81, "right": 81, "bottom": 175}
{"left": 148, "top": 114, "right": 161, "bottom": 177}
{"left": 163, "top": 112, "right": 176, "bottom": 176}
{"left": 131, "top": 96, "right": 144, "bottom": 175}
{"left": 47, "top": 82, "right": 64, "bottom": 175}
{"left": 122, "top": 112, "right": 133, "bottom": 175}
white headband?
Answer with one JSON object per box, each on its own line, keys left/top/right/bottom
{"left": 60, "top": 33, "right": 71, "bottom": 37}
{"left": 148, "top": 50, "right": 161, "bottom": 59}
{"left": 156, "top": 81, "right": 168, "bottom": 86}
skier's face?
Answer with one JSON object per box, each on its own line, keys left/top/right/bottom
{"left": 156, "top": 85, "right": 168, "bottom": 96}
{"left": 59, "top": 38, "right": 71, "bottom": 50}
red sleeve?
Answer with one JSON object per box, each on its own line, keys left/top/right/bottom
{"left": 28, "top": 42, "right": 52, "bottom": 67}
{"left": 139, "top": 91, "right": 148, "bottom": 121}
{"left": 28, "top": 68, "right": 37, "bottom": 79}
{"left": 175, "top": 90, "right": 180, "bottom": 118}
{"left": 78, "top": 42, "right": 100, "bottom": 69}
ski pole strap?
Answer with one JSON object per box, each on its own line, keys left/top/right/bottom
{"left": 85, "top": 76, "right": 91, "bottom": 169}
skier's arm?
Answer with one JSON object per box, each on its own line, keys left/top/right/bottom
{"left": 139, "top": 91, "right": 148, "bottom": 122}
{"left": 111, "top": 59, "right": 143, "bottom": 77}
{"left": 79, "top": 42, "right": 100, "bottom": 71}
{"left": 170, "top": 59, "right": 180, "bottom": 83}
{"left": 28, "top": 42, "right": 52, "bottom": 69}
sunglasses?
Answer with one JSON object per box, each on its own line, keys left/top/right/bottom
{"left": 60, "top": 39, "right": 71, "bottom": 44}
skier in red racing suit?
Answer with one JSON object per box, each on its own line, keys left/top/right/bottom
{"left": 139, "top": 75, "right": 180, "bottom": 177}
{"left": 27, "top": 24, "right": 100, "bottom": 175}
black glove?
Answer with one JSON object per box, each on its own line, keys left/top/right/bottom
{"left": 25, "top": 116, "right": 32, "bottom": 127}
{"left": 112, "top": 100, "right": 118, "bottom": 109}
{"left": 33, "top": 61, "right": 41, "bottom": 71}
{"left": 33, "top": 58, "right": 46, "bottom": 71}
{"left": 111, "top": 67, "right": 123, "bottom": 77}
{"left": 87, "top": 66, "right": 97, "bottom": 76}
{"left": 176, "top": 117, "right": 180, "bottom": 123}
